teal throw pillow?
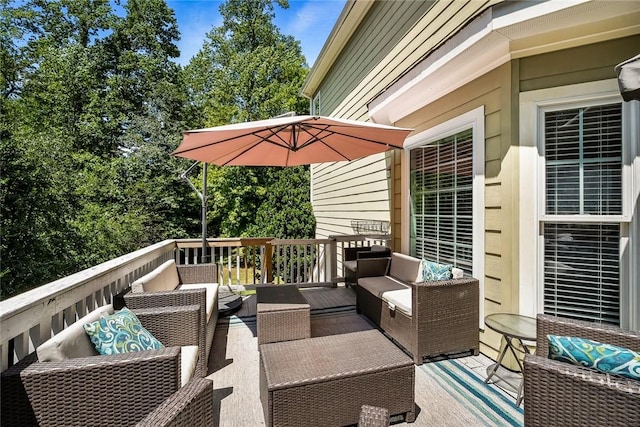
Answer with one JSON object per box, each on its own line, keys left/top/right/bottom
{"left": 420, "top": 259, "right": 453, "bottom": 281}
{"left": 83, "top": 307, "right": 164, "bottom": 355}
{"left": 548, "top": 335, "right": 640, "bottom": 380}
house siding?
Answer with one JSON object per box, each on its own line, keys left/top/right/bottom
{"left": 312, "top": 0, "right": 498, "bottom": 243}
{"left": 519, "top": 35, "right": 640, "bottom": 93}
{"left": 316, "top": 1, "right": 435, "bottom": 117}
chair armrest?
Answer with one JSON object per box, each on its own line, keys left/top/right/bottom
{"left": 356, "top": 257, "right": 391, "bottom": 279}
{"left": 136, "top": 378, "right": 214, "bottom": 427}
{"left": 177, "top": 263, "right": 218, "bottom": 284}
{"left": 413, "top": 278, "right": 479, "bottom": 329}
{"left": 344, "top": 246, "right": 372, "bottom": 262}
{"left": 523, "top": 353, "right": 640, "bottom": 426}
{"left": 20, "top": 348, "right": 182, "bottom": 427}
{"left": 124, "top": 287, "right": 207, "bottom": 311}
{"left": 133, "top": 305, "right": 201, "bottom": 348}
{"left": 536, "top": 314, "right": 640, "bottom": 356}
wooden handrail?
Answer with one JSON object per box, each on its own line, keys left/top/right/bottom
{"left": 1, "top": 235, "right": 387, "bottom": 371}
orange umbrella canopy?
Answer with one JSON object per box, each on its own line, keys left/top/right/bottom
{"left": 173, "top": 115, "right": 413, "bottom": 166}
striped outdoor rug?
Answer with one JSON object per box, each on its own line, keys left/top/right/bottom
{"left": 214, "top": 308, "right": 524, "bottom": 426}
{"left": 419, "top": 358, "right": 524, "bottom": 426}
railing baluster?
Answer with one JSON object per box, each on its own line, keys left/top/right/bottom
{"left": 1, "top": 236, "right": 384, "bottom": 369}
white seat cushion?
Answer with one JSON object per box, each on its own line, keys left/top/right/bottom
{"left": 179, "top": 283, "right": 219, "bottom": 322}
{"left": 381, "top": 289, "right": 412, "bottom": 316}
{"left": 181, "top": 345, "right": 199, "bottom": 386}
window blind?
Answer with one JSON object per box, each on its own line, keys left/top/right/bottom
{"left": 543, "top": 103, "right": 622, "bottom": 325}
{"left": 543, "top": 223, "right": 620, "bottom": 325}
{"left": 410, "top": 129, "right": 473, "bottom": 273}
{"left": 545, "top": 104, "right": 622, "bottom": 215}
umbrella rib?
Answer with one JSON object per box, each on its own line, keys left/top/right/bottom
{"left": 301, "top": 123, "right": 402, "bottom": 148}
{"left": 175, "top": 124, "right": 295, "bottom": 155}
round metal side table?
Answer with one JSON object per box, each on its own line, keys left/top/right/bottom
{"left": 484, "top": 313, "right": 536, "bottom": 406}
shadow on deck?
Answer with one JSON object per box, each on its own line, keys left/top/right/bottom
{"left": 206, "top": 286, "right": 524, "bottom": 426}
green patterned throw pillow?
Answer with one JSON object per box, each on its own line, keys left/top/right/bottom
{"left": 83, "top": 307, "right": 164, "bottom": 355}
{"left": 548, "top": 335, "right": 640, "bottom": 380}
{"left": 420, "top": 259, "right": 453, "bottom": 281}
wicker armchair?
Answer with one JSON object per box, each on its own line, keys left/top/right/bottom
{"left": 124, "top": 262, "right": 218, "bottom": 377}
{"left": 356, "top": 254, "right": 479, "bottom": 364}
{"left": 343, "top": 245, "right": 391, "bottom": 287}
{"left": 523, "top": 314, "right": 640, "bottom": 427}
{"left": 1, "top": 305, "right": 201, "bottom": 427}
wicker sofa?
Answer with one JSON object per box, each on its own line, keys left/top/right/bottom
{"left": 523, "top": 314, "right": 640, "bottom": 427}
{"left": 356, "top": 252, "right": 479, "bottom": 365}
{"left": 124, "top": 259, "right": 219, "bottom": 377}
{"left": 1, "top": 304, "right": 206, "bottom": 427}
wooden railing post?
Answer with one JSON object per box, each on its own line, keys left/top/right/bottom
{"left": 327, "top": 238, "right": 338, "bottom": 287}
{"left": 265, "top": 240, "right": 274, "bottom": 284}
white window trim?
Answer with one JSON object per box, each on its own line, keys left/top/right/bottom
{"left": 519, "top": 79, "right": 640, "bottom": 329}
{"left": 402, "top": 106, "right": 485, "bottom": 326}
{"left": 312, "top": 92, "right": 321, "bottom": 116}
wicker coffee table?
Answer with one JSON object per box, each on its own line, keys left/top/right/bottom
{"left": 256, "top": 285, "right": 311, "bottom": 345}
{"left": 259, "top": 329, "right": 416, "bottom": 427}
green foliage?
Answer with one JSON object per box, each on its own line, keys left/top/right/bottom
{"left": 246, "top": 167, "right": 315, "bottom": 238}
{"left": 1, "top": 0, "right": 316, "bottom": 299}
{"left": 184, "top": 0, "right": 314, "bottom": 242}
{"left": 1, "top": 0, "right": 200, "bottom": 299}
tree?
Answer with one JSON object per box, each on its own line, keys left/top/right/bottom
{"left": 1, "top": 0, "right": 198, "bottom": 299}
{"left": 184, "top": 0, "right": 314, "bottom": 240}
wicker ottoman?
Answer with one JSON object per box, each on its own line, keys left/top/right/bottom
{"left": 256, "top": 285, "right": 311, "bottom": 345}
{"left": 259, "top": 329, "right": 416, "bottom": 427}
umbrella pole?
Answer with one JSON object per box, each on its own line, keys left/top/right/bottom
{"left": 201, "top": 163, "right": 208, "bottom": 263}
{"left": 179, "top": 161, "right": 209, "bottom": 263}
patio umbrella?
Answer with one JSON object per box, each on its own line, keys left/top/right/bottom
{"left": 172, "top": 115, "right": 413, "bottom": 166}
{"left": 173, "top": 114, "right": 412, "bottom": 299}
{"left": 615, "top": 54, "right": 640, "bottom": 102}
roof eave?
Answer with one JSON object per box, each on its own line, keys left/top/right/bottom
{"left": 300, "top": 0, "right": 374, "bottom": 99}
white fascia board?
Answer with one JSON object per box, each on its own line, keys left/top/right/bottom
{"left": 368, "top": 0, "right": 620, "bottom": 125}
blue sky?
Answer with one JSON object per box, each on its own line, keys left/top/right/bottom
{"left": 167, "top": 0, "right": 347, "bottom": 67}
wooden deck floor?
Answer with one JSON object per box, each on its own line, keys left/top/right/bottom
{"left": 205, "top": 286, "right": 522, "bottom": 426}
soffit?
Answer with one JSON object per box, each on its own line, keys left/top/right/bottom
{"left": 368, "top": 0, "right": 640, "bottom": 124}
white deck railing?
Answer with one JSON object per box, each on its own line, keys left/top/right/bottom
{"left": 0, "top": 235, "right": 390, "bottom": 370}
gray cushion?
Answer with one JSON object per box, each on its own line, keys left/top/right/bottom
{"left": 389, "top": 253, "right": 422, "bottom": 283}
{"left": 343, "top": 260, "right": 357, "bottom": 273}
{"left": 37, "top": 305, "right": 114, "bottom": 361}
{"left": 131, "top": 259, "right": 180, "bottom": 293}
{"left": 179, "top": 283, "right": 219, "bottom": 322}
{"left": 359, "top": 276, "right": 410, "bottom": 297}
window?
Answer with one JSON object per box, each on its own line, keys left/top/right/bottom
{"left": 312, "top": 93, "right": 321, "bottom": 115}
{"left": 403, "top": 106, "right": 485, "bottom": 324}
{"left": 543, "top": 104, "right": 622, "bottom": 324}
{"left": 519, "top": 79, "right": 639, "bottom": 330}
{"left": 410, "top": 129, "right": 473, "bottom": 273}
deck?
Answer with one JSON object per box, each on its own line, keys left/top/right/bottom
{"left": 206, "top": 286, "right": 524, "bottom": 426}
